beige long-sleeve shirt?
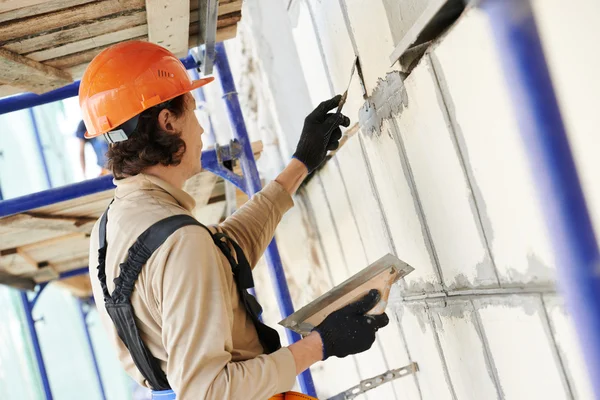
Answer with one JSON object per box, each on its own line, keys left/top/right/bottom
{"left": 88, "top": 173, "right": 297, "bottom": 399}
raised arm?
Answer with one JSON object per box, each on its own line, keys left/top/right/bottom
{"left": 216, "top": 95, "right": 350, "bottom": 267}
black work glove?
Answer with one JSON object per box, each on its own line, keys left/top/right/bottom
{"left": 313, "top": 289, "right": 389, "bottom": 360}
{"left": 293, "top": 95, "right": 351, "bottom": 173}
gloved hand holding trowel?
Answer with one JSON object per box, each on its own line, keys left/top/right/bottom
{"left": 313, "top": 289, "right": 390, "bottom": 360}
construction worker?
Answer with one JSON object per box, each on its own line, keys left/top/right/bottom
{"left": 75, "top": 119, "right": 110, "bottom": 176}
{"left": 81, "top": 41, "right": 389, "bottom": 400}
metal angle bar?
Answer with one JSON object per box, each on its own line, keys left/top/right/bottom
{"left": 482, "top": 0, "right": 600, "bottom": 397}
{"left": 0, "top": 145, "right": 239, "bottom": 218}
{"left": 78, "top": 300, "right": 107, "bottom": 400}
{"left": 197, "top": 0, "right": 208, "bottom": 49}
{"left": 0, "top": 56, "right": 199, "bottom": 115}
{"left": 20, "top": 292, "right": 53, "bottom": 399}
{"left": 214, "top": 42, "right": 317, "bottom": 397}
{"left": 202, "top": 0, "right": 219, "bottom": 75}
{"left": 328, "top": 363, "right": 419, "bottom": 400}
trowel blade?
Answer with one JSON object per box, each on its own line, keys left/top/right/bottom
{"left": 279, "top": 253, "right": 414, "bottom": 336}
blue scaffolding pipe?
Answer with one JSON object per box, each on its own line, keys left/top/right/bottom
{"left": 78, "top": 300, "right": 107, "bottom": 400}
{"left": 0, "top": 55, "right": 199, "bottom": 116}
{"left": 20, "top": 292, "right": 53, "bottom": 400}
{"left": 0, "top": 144, "right": 241, "bottom": 218}
{"left": 28, "top": 108, "right": 52, "bottom": 188}
{"left": 59, "top": 267, "right": 90, "bottom": 280}
{"left": 483, "top": 0, "right": 600, "bottom": 396}
{"left": 214, "top": 42, "right": 317, "bottom": 397}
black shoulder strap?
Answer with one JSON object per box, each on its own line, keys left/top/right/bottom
{"left": 111, "top": 215, "right": 207, "bottom": 303}
{"left": 97, "top": 211, "right": 206, "bottom": 391}
{"left": 97, "top": 206, "right": 281, "bottom": 390}
{"left": 97, "top": 212, "right": 207, "bottom": 303}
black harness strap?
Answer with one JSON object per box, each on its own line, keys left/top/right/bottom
{"left": 97, "top": 208, "right": 281, "bottom": 391}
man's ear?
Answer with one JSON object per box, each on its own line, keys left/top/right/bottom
{"left": 157, "top": 108, "right": 176, "bottom": 133}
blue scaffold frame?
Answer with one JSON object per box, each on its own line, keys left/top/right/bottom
{"left": 482, "top": 0, "right": 600, "bottom": 397}
{"left": 0, "top": 46, "right": 317, "bottom": 399}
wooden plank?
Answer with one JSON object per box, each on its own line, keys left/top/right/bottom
{"left": 0, "top": 47, "right": 72, "bottom": 93}
{"left": 189, "top": 23, "right": 238, "bottom": 46}
{"left": 0, "top": 213, "right": 93, "bottom": 233}
{"left": 0, "top": 84, "right": 21, "bottom": 97}
{"left": 4, "top": 3, "right": 240, "bottom": 57}
{"left": 146, "top": 0, "right": 190, "bottom": 57}
{"left": 217, "top": 1, "right": 242, "bottom": 15}
{"left": 32, "top": 265, "right": 59, "bottom": 283}
{"left": 28, "top": 240, "right": 89, "bottom": 267}
{"left": 27, "top": 10, "right": 240, "bottom": 63}
{"left": 31, "top": 13, "right": 238, "bottom": 66}
{"left": 24, "top": 212, "right": 97, "bottom": 227}
{"left": 19, "top": 232, "right": 86, "bottom": 252}
{"left": 4, "top": 11, "right": 148, "bottom": 55}
{"left": 50, "top": 255, "right": 89, "bottom": 273}
{"left": 27, "top": 25, "right": 149, "bottom": 62}
{"left": 0, "top": 227, "right": 66, "bottom": 251}
{"left": 16, "top": 248, "right": 41, "bottom": 268}
{"left": 0, "top": 0, "right": 146, "bottom": 43}
{"left": 0, "top": 0, "right": 54, "bottom": 13}
{"left": 31, "top": 189, "right": 114, "bottom": 218}
{"left": 0, "top": 20, "right": 238, "bottom": 94}
{"left": 0, "top": 0, "right": 95, "bottom": 24}
{"left": 44, "top": 36, "right": 148, "bottom": 70}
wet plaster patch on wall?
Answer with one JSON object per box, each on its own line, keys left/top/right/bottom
{"left": 358, "top": 71, "right": 408, "bottom": 137}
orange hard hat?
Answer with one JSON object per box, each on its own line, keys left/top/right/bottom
{"left": 79, "top": 40, "right": 214, "bottom": 139}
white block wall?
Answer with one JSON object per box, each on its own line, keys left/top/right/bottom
{"left": 228, "top": 0, "right": 598, "bottom": 398}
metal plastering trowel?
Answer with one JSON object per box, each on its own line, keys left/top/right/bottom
{"left": 279, "top": 253, "right": 414, "bottom": 336}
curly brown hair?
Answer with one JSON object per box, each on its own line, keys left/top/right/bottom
{"left": 106, "top": 94, "right": 188, "bottom": 179}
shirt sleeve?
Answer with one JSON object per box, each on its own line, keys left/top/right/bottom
{"left": 156, "top": 227, "right": 296, "bottom": 400}
{"left": 214, "top": 181, "right": 294, "bottom": 268}
{"left": 75, "top": 120, "right": 86, "bottom": 140}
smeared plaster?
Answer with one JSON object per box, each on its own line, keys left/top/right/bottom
{"left": 359, "top": 71, "right": 408, "bottom": 137}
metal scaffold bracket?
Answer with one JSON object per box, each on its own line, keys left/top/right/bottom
{"left": 328, "top": 362, "right": 419, "bottom": 400}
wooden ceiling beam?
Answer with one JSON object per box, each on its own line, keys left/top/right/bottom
{"left": 0, "top": 0, "right": 96, "bottom": 24}
{"left": 0, "top": 0, "right": 146, "bottom": 43}
{"left": 0, "top": 47, "right": 72, "bottom": 93}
